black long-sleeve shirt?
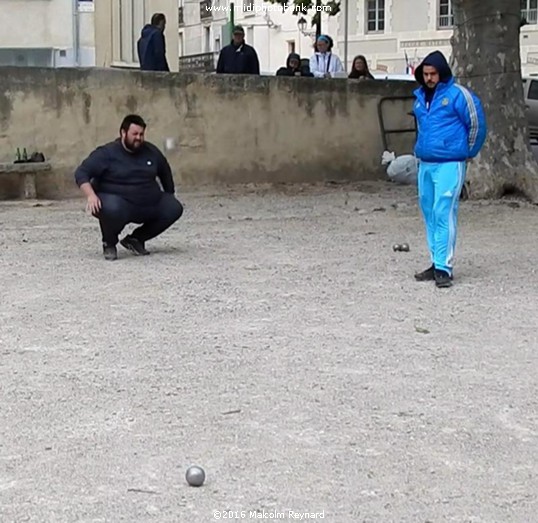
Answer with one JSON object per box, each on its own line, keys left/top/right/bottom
{"left": 74, "top": 139, "right": 175, "bottom": 206}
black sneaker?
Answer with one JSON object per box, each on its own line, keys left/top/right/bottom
{"left": 434, "top": 269, "right": 453, "bottom": 288}
{"left": 414, "top": 265, "right": 435, "bottom": 281}
{"left": 120, "top": 235, "right": 150, "bottom": 256}
{"left": 103, "top": 243, "right": 117, "bottom": 261}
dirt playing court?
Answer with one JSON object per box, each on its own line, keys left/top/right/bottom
{"left": 1, "top": 181, "right": 536, "bottom": 522}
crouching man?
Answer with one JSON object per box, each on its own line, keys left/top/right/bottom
{"left": 74, "top": 114, "right": 183, "bottom": 260}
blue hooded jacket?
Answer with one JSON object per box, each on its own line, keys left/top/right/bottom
{"left": 413, "top": 51, "right": 487, "bottom": 162}
{"left": 137, "top": 24, "right": 169, "bottom": 72}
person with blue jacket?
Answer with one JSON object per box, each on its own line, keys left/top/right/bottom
{"left": 412, "top": 50, "right": 487, "bottom": 288}
{"left": 137, "top": 13, "right": 170, "bottom": 72}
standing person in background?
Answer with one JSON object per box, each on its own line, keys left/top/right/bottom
{"left": 309, "top": 35, "right": 344, "bottom": 78}
{"left": 216, "top": 25, "right": 260, "bottom": 75}
{"left": 137, "top": 13, "right": 170, "bottom": 72}
{"left": 348, "top": 55, "right": 375, "bottom": 80}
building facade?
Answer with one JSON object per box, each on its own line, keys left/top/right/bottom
{"left": 176, "top": 0, "right": 333, "bottom": 74}
{"left": 0, "top": 0, "right": 96, "bottom": 67}
{"left": 94, "top": 0, "right": 332, "bottom": 73}
{"left": 335, "top": 0, "right": 538, "bottom": 76}
{"left": 94, "top": 0, "right": 538, "bottom": 75}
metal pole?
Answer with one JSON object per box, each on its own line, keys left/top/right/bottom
{"left": 72, "top": 0, "right": 80, "bottom": 66}
{"left": 315, "top": 0, "right": 321, "bottom": 38}
{"left": 344, "top": 0, "right": 349, "bottom": 72}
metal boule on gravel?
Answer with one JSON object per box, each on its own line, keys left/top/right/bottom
{"left": 185, "top": 465, "right": 205, "bottom": 487}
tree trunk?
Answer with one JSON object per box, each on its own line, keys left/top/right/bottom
{"left": 451, "top": 0, "right": 538, "bottom": 201}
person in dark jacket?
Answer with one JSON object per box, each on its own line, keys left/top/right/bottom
{"left": 74, "top": 114, "right": 183, "bottom": 260}
{"left": 216, "top": 25, "right": 260, "bottom": 75}
{"left": 276, "top": 53, "right": 313, "bottom": 77}
{"left": 348, "top": 55, "right": 375, "bottom": 80}
{"left": 137, "top": 13, "right": 169, "bottom": 72}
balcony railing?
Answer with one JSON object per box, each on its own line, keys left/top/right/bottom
{"left": 522, "top": 8, "right": 538, "bottom": 24}
{"left": 178, "top": 52, "right": 219, "bottom": 73}
{"left": 178, "top": 6, "right": 184, "bottom": 26}
{"left": 200, "top": 0, "right": 213, "bottom": 21}
{"left": 438, "top": 14, "right": 454, "bottom": 28}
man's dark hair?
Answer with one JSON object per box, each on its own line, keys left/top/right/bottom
{"left": 120, "top": 114, "right": 146, "bottom": 133}
{"left": 151, "top": 13, "right": 166, "bottom": 26}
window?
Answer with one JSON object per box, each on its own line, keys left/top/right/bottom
{"left": 288, "top": 40, "right": 296, "bottom": 54}
{"left": 366, "top": 0, "right": 384, "bottom": 33}
{"left": 204, "top": 27, "right": 211, "bottom": 53}
{"left": 438, "top": 0, "right": 454, "bottom": 28}
{"left": 522, "top": 0, "right": 538, "bottom": 24}
{"left": 117, "top": 0, "right": 146, "bottom": 64}
{"left": 215, "top": 37, "right": 221, "bottom": 52}
{"left": 528, "top": 79, "right": 538, "bottom": 100}
{"left": 179, "top": 32, "right": 184, "bottom": 58}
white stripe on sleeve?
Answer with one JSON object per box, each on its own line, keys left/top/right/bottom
{"left": 455, "top": 84, "right": 479, "bottom": 150}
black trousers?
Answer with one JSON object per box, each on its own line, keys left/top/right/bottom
{"left": 95, "top": 192, "right": 184, "bottom": 246}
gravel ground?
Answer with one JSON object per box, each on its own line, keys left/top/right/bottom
{"left": 0, "top": 181, "right": 537, "bottom": 523}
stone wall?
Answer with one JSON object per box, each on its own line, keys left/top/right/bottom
{"left": 0, "top": 67, "right": 416, "bottom": 199}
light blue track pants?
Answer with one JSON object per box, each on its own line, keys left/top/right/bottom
{"left": 417, "top": 161, "right": 467, "bottom": 276}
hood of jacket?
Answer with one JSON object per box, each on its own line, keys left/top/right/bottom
{"left": 414, "top": 50, "right": 453, "bottom": 86}
{"left": 140, "top": 24, "right": 160, "bottom": 40}
{"left": 286, "top": 53, "right": 301, "bottom": 68}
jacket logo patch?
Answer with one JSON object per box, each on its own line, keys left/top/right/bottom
{"left": 442, "top": 98, "right": 449, "bottom": 106}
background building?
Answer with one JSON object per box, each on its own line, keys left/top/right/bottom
{"left": 0, "top": 0, "right": 96, "bottom": 67}
{"left": 95, "top": 0, "right": 331, "bottom": 74}
{"left": 90, "top": 0, "right": 538, "bottom": 76}
{"left": 335, "top": 0, "right": 538, "bottom": 76}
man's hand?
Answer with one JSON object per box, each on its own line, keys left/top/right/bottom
{"left": 79, "top": 182, "right": 100, "bottom": 215}
{"left": 86, "top": 194, "right": 101, "bottom": 215}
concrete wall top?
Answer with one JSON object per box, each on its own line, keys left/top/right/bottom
{"left": 0, "top": 67, "right": 417, "bottom": 199}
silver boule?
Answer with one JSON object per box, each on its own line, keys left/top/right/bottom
{"left": 185, "top": 465, "right": 205, "bottom": 487}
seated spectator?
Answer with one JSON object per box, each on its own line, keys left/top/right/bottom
{"left": 276, "top": 53, "right": 314, "bottom": 77}
{"left": 309, "top": 35, "right": 344, "bottom": 78}
{"left": 348, "top": 55, "right": 375, "bottom": 80}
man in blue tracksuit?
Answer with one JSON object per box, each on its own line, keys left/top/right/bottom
{"left": 412, "top": 51, "right": 487, "bottom": 287}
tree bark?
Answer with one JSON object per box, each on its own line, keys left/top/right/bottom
{"left": 451, "top": 0, "right": 538, "bottom": 201}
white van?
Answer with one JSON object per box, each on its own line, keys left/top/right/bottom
{"left": 522, "top": 76, "right": 538, "bottom": 142}
{"left": 373, "top": 73, "right": 417, "bottom": 82}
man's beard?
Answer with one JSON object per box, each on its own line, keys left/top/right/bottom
{"left": 123, "top": 137, "right": 143, "bottom": 152}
